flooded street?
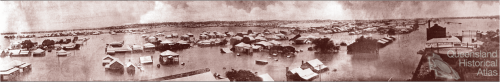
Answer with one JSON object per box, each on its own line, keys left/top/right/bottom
{"left": 0, "top": 1, "right": 497, "bottom": 81}
{"left": 0, "top": 24, "right": 427, "bottom": 81}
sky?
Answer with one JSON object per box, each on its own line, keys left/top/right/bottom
{"left": 0, "top": 1, "right": 498, "bottom": 33}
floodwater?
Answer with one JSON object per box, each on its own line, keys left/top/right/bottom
{"left": 0, "top": 25, "right": 426, "bottom": 81}
{"left": 432, "top": 19, "right": 499, "bottom": 34}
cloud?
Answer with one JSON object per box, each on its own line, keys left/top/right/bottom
{"left": 0, "top": 1, "right": 153, "bottom": 33}
{"left": 140, "top": 1, "right": 349, "bottom": 23}
{"left": 0, "top": 1, "right": 30, "bottom": 33}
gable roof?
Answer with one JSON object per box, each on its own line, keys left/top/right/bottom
{"left": 160, "top": 50, "right": 179, "bottom": 56}
{"left": 258, "top": 74, "right": 274, "bottom": 81}
{"left": 33, "top": 49, "right": 45, "bottom": 53}
{"left": 103, "top": 55, "right": 116, "bottom": 60}
{"left": 161, "top": 39, "right": 174, "bottom": 44}
{"left": 126, "top": 62, "right": 136, "bottom": 68}
{"left": 307, "top": 59, "right": 324, "bottom": 67}
{"left": 297, "top": 68, "right": 318, "bottom": 80}
{"left": 105, "top": 60, "right": 124, "bottom": 69}
{"left": 235, "top": 43, "right": 252, "bottom": 48}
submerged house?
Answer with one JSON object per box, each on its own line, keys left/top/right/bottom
{"left": 230, "top": 36, "right": 243, "bottom": 46}
{"left": 159, "top": 50, "right": 180, "bottom": 64}
{"left": 105, "top": 60, "right": 124, "bottom": 72}
{"left": 301, "top": 59, "right": 328, "bottom": 72}
{"left": 287, "top": 68, "right": 318, "bottom": 81}
{"left": 254, "top": 41, "right": 273, "bottom": 50}
{"left": 255, "top": 37, "right": 267, "bottom": 42}
{"left": 0, "top": 58, "right": 31, "bottom": 81}
{"left": 109, "top": 41, "right": 124, "bottom": 47}
{"left": 234, "top": 43, "right": 253, "bottom": 53}
{"left": 102, "top": 55, "right": 117, "bottom": 66}
{"left": 126, "top": 62, "right": 136, "bottom": 75}
{"left": 143, "top": 43, "right": 156, "bottom": 52}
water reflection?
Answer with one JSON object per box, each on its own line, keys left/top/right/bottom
{"left": 3, "top": 26, "right": 423, "bottom": 81}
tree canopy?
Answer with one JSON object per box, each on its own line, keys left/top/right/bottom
{"left": 21, "top": 40, "right": 35, "bottom": 49}
{"left": 387, "top": 28, "right": 396, "bottom": 35}
{"left": 311, "top": 38, "right": 339, "bottom": 52}
{"left": 42, "top": 39, "right": 55, "bottom": 46}
{"left": 220, "top": 39, "right": 228, "bottom": 45}
{"left": 241, "top": 37, "right": 253, "bottom": 44}
{"left": 225, "top": 69, "right": 263, "bottom": 81}
{"left": 247, "top": 30, "right": 253, "bottom": 34}
{"left": 347, "top": 36, "right": 379, "bottom": 53}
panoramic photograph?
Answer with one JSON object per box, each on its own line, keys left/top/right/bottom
{"left": 0, "top": 1, "right": 499, "bottom": 81}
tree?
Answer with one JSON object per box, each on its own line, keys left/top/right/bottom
{"left": 387, "top": 28, "right": 396, "bottom": 35}
{"left": 247, "top": 30, "right": 253, "bottom": 34}
{"left": 312, "top": 38, "right": 339, "bottom": 52}
{"left": 486, "top": 31, "right": 498, "bottom": 39}
{"left": 58, "top": 39, "right": 64, "bottom": 44}
{"left": 241, "top": 37, "right": 253, "bottom": 44}
{"left": 347, "top": 36, "right": 379, "bottom": 53}
{"left": 220, "top": 39, "right": 228, "bottom": 45}
{"left": 21, "top": 40, "right": 34, "bottom": 49}
{"left": 42, "top": 39, "right": 55, "bottom": 46}
{"left": 225, "top": 69, "right": 263, "bottom": 81}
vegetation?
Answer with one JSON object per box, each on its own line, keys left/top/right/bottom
{"left": 41, "top": 39, "right": 56, "bottom": 47}
{"left": 225, "top": 69, "right": 263, "bottom": 81}
{"left": 220, "top": 39, "right": 228, "bottom": 45}
{"left": 311, "top": 38, "right": 339, "bottom": 52}
{"left": 21, "top": 40, "right": 35, "bottom": 49}
{"left": 387, "top": 28, "right": 396, "bottom": 35}
{"left": 476, "top": 30, "right": 499, "bottom": 52}
{"left": 347, "top": 36, "right": 379, "bottom": 53}
{"left": 241, "top": 37, "right": 253, "bottom": 44}
{"left": 247, "top": 30, "right": 253, "bottom": 34}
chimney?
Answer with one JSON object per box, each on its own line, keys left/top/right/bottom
{"left": 428, "top": 20, "right": 431, "bottom": 28}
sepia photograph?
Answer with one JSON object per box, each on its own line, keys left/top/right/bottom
{"left": 0, "top": 1, "right": 498, "bottom": 81}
